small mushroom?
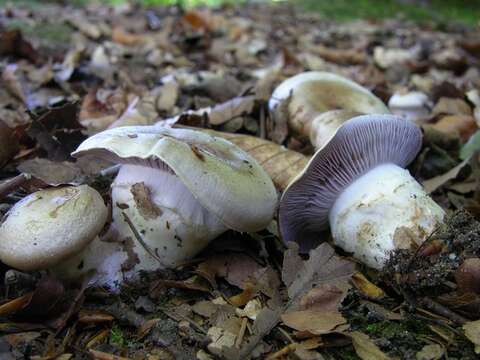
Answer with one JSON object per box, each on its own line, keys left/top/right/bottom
{"left": 388, "top": 91, "right": 431, "bottom": 123}
{"left": 0, "top": 185, "right": 108, "bottom": 271}
{"left": 72, "top": 126, "right": 277, "bottom": 278}
{"left": 269, "top": 71, "right": 389, "bottom": 149}
{"left": 279, "top": 114, "right": 445, "bottom": 269}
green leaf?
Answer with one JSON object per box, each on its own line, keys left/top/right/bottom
{"left": 460, "top": 130, "right": 480, "bottom": 160}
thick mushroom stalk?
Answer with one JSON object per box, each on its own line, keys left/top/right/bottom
{"left": 269, "top": 72, "right": 389, "bottom": 149}
{"left": 71, "top": 126, "right": 277, "bottom": 282}
{"left": 279, "top": 115, "right": 445, "bottom": 269}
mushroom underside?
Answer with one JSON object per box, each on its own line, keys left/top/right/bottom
{"left": 279, "top": 114, "right": 423, "bottom": 250}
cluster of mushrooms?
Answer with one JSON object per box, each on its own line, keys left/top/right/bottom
{"left": 0, "top": 71, "right": 446, "bottom": 289}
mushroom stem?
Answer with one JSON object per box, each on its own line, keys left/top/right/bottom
{"left": 329, "top": 163, "right": 445, "bottom": 269}
{"left": 112, "top": 164, "right": 227, "bottom": 271}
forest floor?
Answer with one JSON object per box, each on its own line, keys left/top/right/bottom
{"left": 1, "top": 1, "right": 480, "bottom": 359}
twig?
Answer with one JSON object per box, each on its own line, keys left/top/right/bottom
{"left": 235, "top": 317, "right": 248, "bottom": 348}
{"left": 122, "top": 212, "right": 163, "bottom": 264}
{"left": 259, "top": 103, "right": 266, "bottom": 139}
{"left": 159, "top": 308, "right": 207, "bottom": 335}
{"left": 266, "top": 344, "right": 297, "bottom": 359}
{"left": 0, "top": 173, "right": 30, "bottom": 200}
{"left": 89, "top": 349, "right": 131, "bottom": 360}
{"left": 418, "top": 297, "right": 468, "bottom": 325}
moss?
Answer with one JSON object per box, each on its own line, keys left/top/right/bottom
{"left": 109, "top": 324, "right": 127, "bottom": 347}
{"left": 4, "top": 19, "right": 73, "bottom": 45}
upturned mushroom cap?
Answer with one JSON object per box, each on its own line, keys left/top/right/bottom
{"left": 73, "top": 126, "right": 277, "bottom": 231}
{"left": 269, "top": 71, "right": 389, "bottom": 137}
{"left": 0, "top": 185, "right": 108, "bottom": 271}
{"left": 278, "top": 114, "right": 422, "bottom": 250}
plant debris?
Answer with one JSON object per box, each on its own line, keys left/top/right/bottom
{"left": 1, "top": 1, "right": 480, "bottom": 359}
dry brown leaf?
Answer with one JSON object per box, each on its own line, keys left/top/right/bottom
{"left": 0, "top": 120, "right": 18, "bottom": 167}
{"left": 415, "top": 344, "right": 444, "bottom": 360}
{"left": 17, "top": 158, "right": 83, "bottom": 186}
{"left": 350, "top": 331, "right": 392, "bottom": 360}
{"left": 432, "top": 97, "right": 472, "bottom": 116}
{"left": 2, "top": 64, "right": 26, "bottom": 104}
{"left": 313, "top": 45, "right": 366, "bottom": 65}
{"left": 351, "top": 272, "right": 385, "bottom": 299}
{"left": 282, "top": 242, "right": 355, "bottom": 303}
{"left": 423, "top": 156, "right": 471, "bottom": 193}
{"left": 463, "top": 319, "right": 480, "bottom": 354}
{"left": 0, "top": 29, "right": 39, "bottom": 64}
{"left": 195, "top": 253, "right": 263, "bottom": 290}
{"left": 281, "top": 309, "right": 346, "bottom": 335}
{"left": 77, "top": 309, "right": 114, "bottom": 324}
{"left": 432, "top": 115, "right": 477, "bottom": 142}
{"left": 111, "top": 27, "right": 146, "bottom": 46}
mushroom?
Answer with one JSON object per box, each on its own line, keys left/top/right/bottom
{"left": 388, "top": 91, "right": 431, "bottom": 123}
{"left": 269, "top": 71, "right": 389, "bottom": 149}
{"left": 278, "top": 114, "right": 445, "bottom": 269}
{"left": 71, "top": 126, "right": 277, "bottom": 277}
{"left": 0, "top": 185, "right": 108, "bottom": 272}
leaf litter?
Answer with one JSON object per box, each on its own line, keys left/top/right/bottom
{"left": 1, "top": 1, "right": 480, "bottom": 359}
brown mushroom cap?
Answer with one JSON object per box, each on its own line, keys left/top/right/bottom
{"left": 278, "top": 114, "right": 422, "bottom": 250}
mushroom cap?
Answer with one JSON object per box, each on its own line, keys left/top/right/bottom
{"left": 278, "top": 114, "right": 422, "bottom": 249}
{"left": 73, "top": 126, "right": 278, "bottom": 232}
{"left": 0, "top": 185, "right": 108, "bottom": 271}
{"left": 269, "top": 71, "right": 389, "bottom": 134}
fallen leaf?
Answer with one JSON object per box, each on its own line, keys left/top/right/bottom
{"left": 432, "top": 115, "right": 477, "bottom": 142}
{"left": 281, "top": 309, "right": 346, "bottom": 335}
{"left": 350, "top": 331, "right": 392, "bottom": 360}
{"left": 0, "top": 29, "right": 39, "bottom": 64}
{"left": 415, "top": 344, "right": 444, "bottom": 360}
{"left": 463, "top": 319, "right": 480, "bottom": 354}
{"left": 351, "top": 272, "right": 385, "bottom": 299}
{"left": 282, "top": 242, "right": 355, "bottom": 303}
{"left": 423, "top": 156, "right": 471, "bottom": 193}
{"left": 460, "top": 130, "right": 480, "bottom": 160}
{"left": 433, "top": 97, "right": 472, "bottom": 116}
{"left": 17, "top": 158, "right": 83, "bottom": 186}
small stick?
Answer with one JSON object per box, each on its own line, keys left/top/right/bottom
{"left": 0, "top": 173, "right": 30, "bottom": 200}
{"left": 122, "top": 212, "right": 163, "bottom": 264}
{"left": 259, "top": 103, "right": 266, "bottom": 139}
{"left": 419, "top": 297, "right": 468, "bottom": 325}
{"left": 89, "top": 349, "right": 131, "bottom": 360}
{"left": 159, "top": 308, "right": 207, "bottom": 335}
{"left": 235, "top": 317, "right": 248, "bottom": 348}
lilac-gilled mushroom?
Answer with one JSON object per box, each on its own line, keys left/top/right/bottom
{"left": 278, "top": 114, "right": 445, "bottom": 269}
{"left": 268, "top": 71, "right": 389, "bottom": 149}
{"left": 67, "top": 125, "right": 277, "bottom": 286}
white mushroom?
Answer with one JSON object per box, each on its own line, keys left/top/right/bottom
{"left": 69, "top": 126, "right": 277, "bottom": 284}
{"left": 388, "top": 91, "right": 431, "bottom": 123}
{"left": 279, "top": 115, "right": 445, "bottom": 269}
{"left": 0, "top": 185, "right": 108, "bottom": 271}
{"left": 269, "top": 71, "right": 389, "bottom": 149}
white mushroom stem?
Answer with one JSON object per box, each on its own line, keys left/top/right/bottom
{"left": 112, "top": 164, "right": 227, "bottom": 271}
{"left": 329, "top": 163, "right": 445, "bottom": 269}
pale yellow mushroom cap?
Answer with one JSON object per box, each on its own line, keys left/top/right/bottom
{"left": 0, "top": 185, "right": 108, "bottom": 271}
{"left": 73, "top": 126, "right": 278, "bottom": 232}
